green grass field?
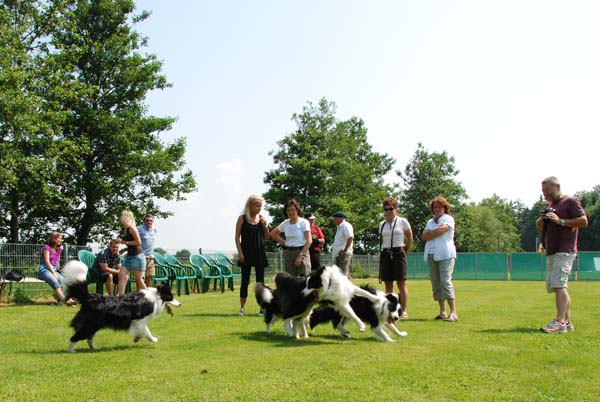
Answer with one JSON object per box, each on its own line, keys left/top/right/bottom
{"left": 1, "top": 279, "right": 599, "bottom": 402}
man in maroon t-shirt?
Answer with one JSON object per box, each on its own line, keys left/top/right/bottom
{"left": 535, "top": 176, "right": 588, "bottom": 334}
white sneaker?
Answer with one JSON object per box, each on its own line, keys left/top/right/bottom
{"left": 238, "top": 308, "right": 245, "bottom": 316}
{"left": 445, "top": 313, "right": 459, "bottom": 322}
{"left": 565, "top": 321, "right": 575, "bottom": 332}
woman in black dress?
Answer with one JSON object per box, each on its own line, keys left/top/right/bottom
{"left": 235, "top": 195, "right": 270, "bottom": 316}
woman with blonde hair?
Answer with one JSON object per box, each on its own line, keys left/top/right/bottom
{"left": 235, "top": 195, "right": 270, "bottom": 316}
{"left": 117, "top": 210, "right": 146, "bottom": 295}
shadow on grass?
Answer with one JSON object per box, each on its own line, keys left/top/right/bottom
{"left": 232, "top": 330, "right": 364, "bottom": 346}
{"left": 23, "top": 343, "right": 155, "bottom": 355}
{"left": 478, "top": 327, "right": 540, "bottom": 334}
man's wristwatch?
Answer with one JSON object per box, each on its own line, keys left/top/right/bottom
{"left": 559, "top": 219, "right": 565, "bottom": 226}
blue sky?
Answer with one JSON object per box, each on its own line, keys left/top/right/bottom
{"left": 134, "top": 1, "right": 600, "bottom": 252}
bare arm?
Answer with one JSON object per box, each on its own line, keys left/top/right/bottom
{"left": 270, "top": 227, "right": 285, "bottom": 246}
{"left": 98, "top": 262, "right": 119, "bottom": 275}
{"left": 259, "top": 215, "right": 270, "bottom": 240}
{"left": 235, "top": 215, "right": 244, "bottom": 258}
{"left": 404, "top": 228, "right": 413, "bottom": 253}
{"left": 42, "top": 249, "right": 57, "bottom": 274}
{"left": 422, "top": 224, "right": 450, "bottom": 241}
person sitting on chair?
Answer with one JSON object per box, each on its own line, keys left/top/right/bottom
{"left": 92, "top": 239, "right": 123, "bottom": 295}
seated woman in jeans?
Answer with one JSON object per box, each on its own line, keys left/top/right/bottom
{"left": 38, "top": 231, "right": 75, "bottom": 305}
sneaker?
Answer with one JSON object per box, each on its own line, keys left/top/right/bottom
{"left": 565, "top": 321, "right": 575, "bottom": 332}
{"left": 238, "top": 308, "right": 245, "bottom": 316}
{"left": 445, "top": 313, "right": 459, "bottom": 322}
{"left": 541, "top": 319, "right": 566, "bottom": 334}
{"left": 401, "top": 311, "right": 409, "bottom": 320}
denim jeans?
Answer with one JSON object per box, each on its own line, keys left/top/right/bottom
{"left": 38, "top": 264, "right": 64, "bottom": 289}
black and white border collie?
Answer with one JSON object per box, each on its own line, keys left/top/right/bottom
{"left": 310, "top": 285, "right": 407, "bottom": 342}
{"left": 255, "top": 272, "right": 317, "bottom": 338}
{"left": 62, "top": 260, "right": 181, "bottom": 353}
{"left": 302, "top": 265, "right": 385, "bottom": 332}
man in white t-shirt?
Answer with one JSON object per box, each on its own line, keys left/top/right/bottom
{"left": 332, "top": 211, "right": 354, "bottom": 276}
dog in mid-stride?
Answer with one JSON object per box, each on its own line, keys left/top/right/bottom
{"left": 255, "top": 272, "right": 318, "bottom": 338}
{"left": 302, "top": 265, "right": 385, "bottom": 332}
{"left": 310, "top": 285, "right": 407, "bottom": 342}
{"left": 62, "top": 260, "right": 181, "bottom": 353}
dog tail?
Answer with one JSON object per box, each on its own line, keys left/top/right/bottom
{"left": 254, "top": 282, "right": 273, "bottom": 306}
{"left": 309, "top": 305, "right": 342, "bottom": 330}
{"left": 62, "top": 260, "right": 89, "bottom": 303}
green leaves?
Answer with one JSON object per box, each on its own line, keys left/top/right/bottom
{"left": 398, "top": 143, "right": 467, "bottom": 249}
{"left": 264, "top": 98, "right": 394, "bottom": 253}
{"left": 0, "top": 0, "right": 196, "bottom": 244}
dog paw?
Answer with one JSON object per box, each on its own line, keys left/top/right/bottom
{"left": 358, "top": 324, "right": 366, "bottom": 332}
{"left": 149, "top": 336, "right": 159, "bottom": 343}
{"left": 398, "top": 331, "right": 408, "bottom": 337}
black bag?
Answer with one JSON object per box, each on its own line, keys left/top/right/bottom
{"left": 3, "top": 269, "right": 25, "bottom": 282}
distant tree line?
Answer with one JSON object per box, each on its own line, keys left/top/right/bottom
{"left": 0, "top": 1, "right": 196, "bottom": 245}
{"left": 264, "top": 98, "right": 600, "bottom": 253}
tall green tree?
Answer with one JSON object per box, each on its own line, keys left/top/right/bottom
{"left": 455, "top": 195, "right": 522, "bottom": 252}
{"left": 575, "top": 186, "right": 600, "bottom": 250}
{"left": 516, "top": 197, "right": 546, "bottom": 251}
{"left": 264, "top": 98, "right": 395, "bottom": 253}
{"left": 0, "top": 0, "right": 68, "bottom": 243}
{"left": 397, "top": 143, "right": 467, "bottom": 249}
{"left": 44, "top": 0, "right": 196, "bottom": 245}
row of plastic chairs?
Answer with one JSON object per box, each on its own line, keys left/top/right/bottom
{"left": 77, "top": 249, "right": 240, "bottom": 296}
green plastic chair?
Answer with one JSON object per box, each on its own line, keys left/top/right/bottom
{"left": 213, "top": 253, "right": 239, "bottom": 291}
{"left": 190, "top": 254, "right": 224, "bottom": 293}
{"left": 153, "top": 252, "right": 178, "bottom": 292}
{"left": 77, "top": 249, "right": 103, "bottom": 294}
{"left": 163, "top": 253, "right": 197, "bottom": 295}
{"left": 187, "top": 254, "right": 206, "bottom": 293}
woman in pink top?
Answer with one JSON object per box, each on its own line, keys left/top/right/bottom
{"left": 38, "top": 232, "right": 75, "bottom": 305}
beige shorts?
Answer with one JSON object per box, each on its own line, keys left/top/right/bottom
{"left": 546, "top": 253, "right": 576, "bottom": 293}
{"left": 145, "top": 257, "right": 156, "bottom": 277}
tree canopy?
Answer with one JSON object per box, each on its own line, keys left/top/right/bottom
{"left": 397, "top": 143, "right": 467, "bottom": 249}
{"left": 0, "top": 0, "right": 196, "bottom": 245}
{"left": 263, "top": 98, "right": 395, "bottom": 253}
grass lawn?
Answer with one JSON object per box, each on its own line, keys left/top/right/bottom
{"left": 0, "top": 279, "right": 599, "bottom": 402}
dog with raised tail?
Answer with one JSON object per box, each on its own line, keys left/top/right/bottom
{"left": 302, "top": 265, "right": 385, "bottom": 332}
{"left": 255, "top": 272, "right": 318, "bottom": 338}
{"left": 310, "top": 285, "right": 407, "bottom": 342}
{"left": 62, "top": 260, "right": 180, "bottom": 353}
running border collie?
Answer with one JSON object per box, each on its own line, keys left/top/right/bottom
{"left": 62, "top": 260, "right": 181, "bottom": 353}
{"left": 302, "top": 265, "right": 385, "bottom": 332}
{"left": 255, "top": 272, "right": 317, "bottom": 338}
{"left": 310, "top": 285, "right": 407, "bottom": 342}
